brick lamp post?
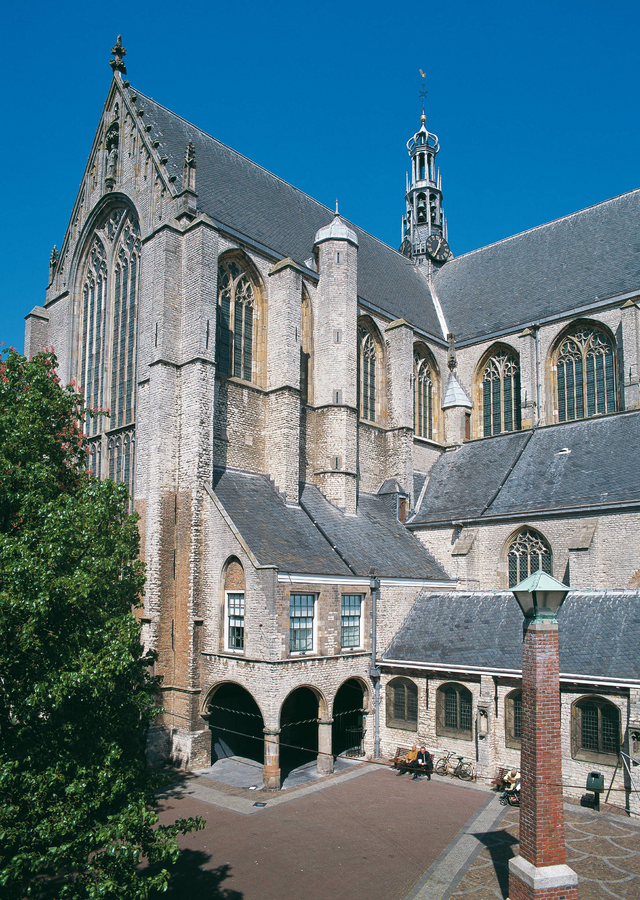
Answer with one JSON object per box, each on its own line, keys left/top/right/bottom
{"left": 508, "top": 571, "right": 578, "bottom": 900}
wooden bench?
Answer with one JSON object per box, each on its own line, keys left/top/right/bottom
{"left": 491, "top": 766, "right": 509, "bottom": 790}
{"left": 391, "top": 746, "right": 434, "bottom": 776}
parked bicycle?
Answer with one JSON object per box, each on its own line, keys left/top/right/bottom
{"left": 434, "top": 750, "right": 475, "bottom": 781}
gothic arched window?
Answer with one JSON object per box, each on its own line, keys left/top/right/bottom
{"left": 386, "top": 677, "right": 418, "bottom": 731}
{"left": 505, "top": 689, "right": 522, "bottom": 749}
{"left": 436, "top": 683, "right": 473, "bottom": 739}
{"left": 77, "top": 206, "right": 139, "bottom": 502}
{"left": 555, "top": 324, "right": 616, "bottom": 422}
{"left": 481, "top": 347, "right": 521, "bottom": 436}
{"left": 414, "top": 350, "right": 435, "bottom": 440}
{"left": 359, "top": 327, "right": 377, "bottom": 422}
{"left": 572, "top": 697, "right": 620, "bottom": 763}
{"left": 507, "top": 529, "right": 552, "bottom": 587}
{"left": 216, "top": 259, "right": 256, "bottom": 382}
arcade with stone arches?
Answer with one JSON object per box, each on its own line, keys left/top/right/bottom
{"left": 203, "top": 677, "right": 369, "bottom": 789}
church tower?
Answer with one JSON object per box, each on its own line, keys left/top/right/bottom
{"left": 399, "top": 104, "right": 451, "bottom": 275}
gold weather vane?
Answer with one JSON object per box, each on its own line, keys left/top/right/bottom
{"left": 419, "top": 69, "right": 428, "bottom": 117}
{"left": 109, "top": 35, "right": 127, "bottom": 75}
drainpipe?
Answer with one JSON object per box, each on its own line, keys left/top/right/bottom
{"left": 369, "top": 569, "right": 381, "bottom": 759}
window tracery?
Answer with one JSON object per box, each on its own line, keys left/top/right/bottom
{"left": 216, "top": 259, "right": 255, "bottom": 382}
{"left": 507, "top": 529, "right": 552, "bottom": 587}
{"left": 555, "top": 325, "right": 616, "bottom": 422}
{"left": 359, "top": 327, "right": 377, "bottom": 422}
{"left": 414, "top": 351, "right": 435, "bottom": 440}
{"left": 481, "top": 348, "right": 521, "bottom": 436}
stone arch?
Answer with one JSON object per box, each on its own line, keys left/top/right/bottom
{"left": 203, "top": 680, "right": 265, "bottom": 765}
{"left": 571, "top": 695, "right": 621, "bottom": 764}
{"left": 503, "top": 526, "right": 553, "bottom": 588}
{"left": 216, "top": 248, "right": 267, "bottom": 387}
{"left": 279, "top": 685, "right": 327, "bottom": 774}
{"left": 358, "top": 315, "right": 387, "bottom": 425}
{"left": 474, "top": 342, "right": 522, "bottom": 438}
{"left": 548, "top": 319, "right": 618, "bottom": 423}
{"left": 332, "top": 678, "right": 368, "bottom": 758}
{"left": 413, "top": 341, "right": 440, "bottom": 441}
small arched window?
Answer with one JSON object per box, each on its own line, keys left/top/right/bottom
{"left": 216, "top": 259, "right": 256, "bottom": 382}
{"left": 224, "top": 559, "right": 245, "bottom": 653}
{"left": 572, "top": 697, "right": 620, "bottom": 763}
{"left": 416, "top": 193, "right": 427, "bottom": 224}
{"left": 505, "top": 689, "right": 522, "bottom": 749}
{"left": 359, "top": 327, "right": 377, "bottom": 422}
{"left": 386, "top": 677, "right": 418, "bottom": 731}
{"left": 555, "top": 324, "right": 616, "bottom": 422}
{"left": 507, "top": 529, "right": 552, "bottom": 587}
{"left": 481, "top": 348, "right": 521, "bottom": 436}
{"left": 436, "top": 683, "right": 473, "bottom": 739}
{"left": 414, "top": 350, "right": 435, "bottom": 440}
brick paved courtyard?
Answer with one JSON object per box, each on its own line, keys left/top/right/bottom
{"left": 152, "top": 764, "right": 640, "bottom": 900}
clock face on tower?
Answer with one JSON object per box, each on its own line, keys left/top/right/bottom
{"left": 426, "top": 233, "right": 450, "bottom": 262}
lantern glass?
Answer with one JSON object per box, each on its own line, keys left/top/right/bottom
{"left": 511, "top": 570, "right": 569, "bottom": 620}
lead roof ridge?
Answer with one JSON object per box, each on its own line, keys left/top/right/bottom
{"left": 131, "top": 85, "right": 428, "bottom": 270}
{"left": 438, "top": 186, "right": 640, "bottom": 266}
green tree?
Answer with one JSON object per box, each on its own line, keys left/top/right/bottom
{"left": 0, "top": 350, "right": 202, "bottom": 899}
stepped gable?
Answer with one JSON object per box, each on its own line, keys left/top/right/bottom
{"left": 434, "top": 188, "right": 640, "bottom": 343}
{"left": 133, "top": 88, "right": 444, "bottom": 340}
{"left": 298, "top": 484, "right": 451, "bottom": 581}
{"left": 384, "top": 589, "right": 640, "bottom": 681}
{"left": 211, "top": 468, "right": 352, "bottom": 576}
{"left": 409, "top": 410, "right": 640, "bottom": 526}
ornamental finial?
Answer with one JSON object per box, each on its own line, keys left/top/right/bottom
{"left": 419, "top": 68, "right": 428, "bottom": 123}
{"left": 183, "top": 142, "right": 196, "bottom": 192}
{"left": 109, "top": 35, "right": 127, "bottom": 75}
{"left": 447, "top": 333, "right": 457, "bottom": 371}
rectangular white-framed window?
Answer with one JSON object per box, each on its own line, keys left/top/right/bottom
{"left": 290, "top": 593, "right": 315, "bottom": 653}
{"left": 225, "top": 591, "right": 245, "bottom": 651}
{"left": 341, "top": 594, "right": 362, "bottom": 649}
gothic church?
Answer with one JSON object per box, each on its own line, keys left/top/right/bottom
{"left": 24, "top": 40, "right": 640, "bottom": 809}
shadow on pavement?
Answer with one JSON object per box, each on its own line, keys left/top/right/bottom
{"left": 149, "top": 850, "right": 243, "bottom": 900}
{"left": 471, "top": 828, "right": 518, "bottom": 898}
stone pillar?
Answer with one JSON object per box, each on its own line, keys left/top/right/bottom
{"left": 317, "top": 718, "right": 334, "bottom": 775}
{"left": 263, "top": 728, "right": 281, "bottom": 791}
{"left": 476, "top": 674, "right": 493, "bottom": 780}
{"left": 509, "top": 620, "right": 578, "bottom": 900}
{"left": 24, "top": 306, "right": 50, "bottom": 358}
{"left": 621, "top": 299, "right": 640, "bottom": 410}
{"left": 518, "top": 327, "right": 538, "bottom": 429}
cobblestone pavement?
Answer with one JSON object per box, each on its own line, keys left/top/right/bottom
{"left": 447, "top": 801, "right": 640, "bottom": 900}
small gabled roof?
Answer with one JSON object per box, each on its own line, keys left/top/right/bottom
{"left": 434, "top": 189, "right": 640, "bottom": 343}
{"left": 132, "top": 88, "right": 444, "bottom": 341}
{"left": 383, "top": 589, "right": 640, "bottom": 682}
{"left": 210, "top": 468, "right": 451, "bottom": 580}
{"left": 409, "top": 410, "right": 640, "bottom": 526}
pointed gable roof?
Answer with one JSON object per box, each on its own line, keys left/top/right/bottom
{"left": 131, "top": 87, "right": 445, "bottom": 341}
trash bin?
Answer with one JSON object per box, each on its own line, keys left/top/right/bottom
{"left": 586, "top": 771, "right": 604, "bottom": 810}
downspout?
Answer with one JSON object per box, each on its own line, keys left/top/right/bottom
{"left": 369, "top": 570, "right": 381, "bottom": 759}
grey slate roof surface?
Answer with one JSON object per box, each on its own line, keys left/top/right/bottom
{"left": 409, "top": 411, "right": 640, "bottom": 525}
{"left": 433, "top": 189, "right": 640, "bottom": 343}
{"left": 211, "top": 469, "right": 451, "bottom": 580}
{"left": 133, "top": 89, "right": 444, "bottom": 340}
{"left": 299, "top": 484, "right": 451, "bottom": 580}
{"left": 383, "top": 589, "right": 640, "bottom": 681}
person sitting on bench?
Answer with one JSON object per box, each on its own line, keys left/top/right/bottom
{"left": 412, "top": 746, "right": 432, "bottom": 780}
{"left": 396, "top": 745, "right": 418, "bottom": 774}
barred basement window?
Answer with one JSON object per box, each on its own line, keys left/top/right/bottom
{"left": 505, "top": 689, "right": 522, "bottom": 749}
{"left": 572, "top": 697, "right": 620, "bottom": 764}
{"left": 507, "top": 529, "right": 552, "bottom": 587}
{"left": 359, "top": 328, "right": 376, "bottom": 422}
{"left": 482, "top": 348, "right": 521, "bottom": 436}
{"left": 341, "top": 594, "right": 362, "bottom": 649}
{"left": 556, "top": 324, "right": 616, "bottom": 423}
{"left": 414, "top": 351, "right": 434, "bottom": 440}
{"left": 386, "top": 677, "right": 418, "bottom": 731}
{"left": 216, "top": 259, "right": 255, "bottom": 382}
{"left": 290, "top": 594, "right": 315, "bottom": 653}
{"left": 436, "top": 683, "right": 472, "bottom": 739}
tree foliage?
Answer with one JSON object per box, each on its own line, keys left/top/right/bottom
{"left": 0, "top": 350, "right": 202, "bottom": 899}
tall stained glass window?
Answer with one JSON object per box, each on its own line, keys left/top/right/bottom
{"left": 482, "top": 348, "right": 521, "bottom": 436}
{"left": 414, "top": 351, "right": 435, "bottom": 439}
{"left": 216, "top": 259, "right": 255, "bottom": 382}
{"left": 359, "top": 327, "right": 376, "bottom": 422}
{"left": 556, "top": 325, "right": 616, "bottom": 422}
{"left": 507, "top": 529, "right": 552, "bottom": 587}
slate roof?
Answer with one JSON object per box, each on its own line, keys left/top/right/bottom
{"left": 409, "top": 410, "right": 640, "bottom": 526}
{"left": 383, "top": 589, "right": 640, "bottom": 682}
{"left": 133, "top": 89, "right": 444, "bottom": 341}
{"left": 433, "top": 189, "right": 640, "bottom": 343}
{"left": 211, "top": 468, "right": 451, "bottom": 580}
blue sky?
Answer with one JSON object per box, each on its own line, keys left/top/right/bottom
{"left": 2, "top": 0, "right": 639, "bottom": 354}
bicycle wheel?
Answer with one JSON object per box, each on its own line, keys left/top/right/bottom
{"left": 458, "top": 762, "right": 475, "bottom": 781}
{"left": 435, "top": 758, "right": 448, "bottom": 776}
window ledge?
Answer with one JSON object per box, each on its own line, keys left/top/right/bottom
{"left": 436, "top": 727, "right": 473, "bottom": 741}
{"left": 573, "top": 749, "right": 619, "bottom": 766}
